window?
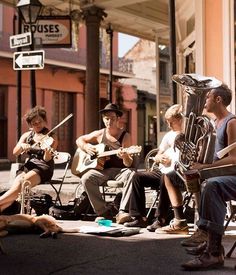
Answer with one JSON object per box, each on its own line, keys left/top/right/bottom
{"left": 160, "top": 61, "right": 168, "bottom": 86}
{"left": 52, "top": 91, "right": 74, "bottom": 155}
{"left": 0, "top": 86, "right": 7, "bottom": 158}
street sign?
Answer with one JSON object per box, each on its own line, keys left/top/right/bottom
{"left": 13, "top": 50, "right": 45, "bottom": 70}
{"left": 10, "top": 32, "right": 32, "bottom": 48}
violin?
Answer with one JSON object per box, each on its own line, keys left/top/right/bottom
{"left": 20, "top": 133, "right": 58, "bottom": 157}
{"left": 33, "top": 134, "right": 58, "bottom": 157}
{"left": 20, "top": 113, "right": 73, "bottom": 156}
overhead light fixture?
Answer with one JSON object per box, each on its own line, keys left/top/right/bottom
{"left": 17, "top": 0, "right": 43, "bottom": 24}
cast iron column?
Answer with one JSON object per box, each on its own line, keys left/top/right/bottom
{"left": 82, "top": 7, "right": 106, "bottom": 132}
{"left": 30, "top": 30, "right": 36, "bottom": 107}
{"left": 169, "top": 0, "right": 177, "bottom": 104}
{"left": 106, "top": 24, "right": 113, "bottom": 102}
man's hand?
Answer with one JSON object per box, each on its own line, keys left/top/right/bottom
{"left": 117, "top": 148, "right": 133, "bottom": 167}
{"left": 154, "top": 153, "right": 171, "bottom": 167}
{"left": 191, "top": 162, "right": 209, "bottom": 170}
{"left": 83, "top": 143, "right": 97, "bottom": 156}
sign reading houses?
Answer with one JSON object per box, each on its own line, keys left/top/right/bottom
{"left": 10, "top": 32, "right": 32, "bottom": 49}
{"left": 22, "top": 16, "right": 72, "bottom": 48}
{"left": 13, "top": 50, "right": 45, "bottom": 70}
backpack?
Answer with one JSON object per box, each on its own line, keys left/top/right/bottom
{"left": 30, "top": 193, "right": 53, "bottom": 216}
{"left": 49, "top": 191, "right": 94, "bottom": 220}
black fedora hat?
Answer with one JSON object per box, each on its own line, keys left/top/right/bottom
{"left": 99, "top": 103, "right": 123, "bottom": 117}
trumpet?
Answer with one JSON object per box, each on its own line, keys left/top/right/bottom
{"left": 19, "top": 178, "right": 32, "bottom": 215}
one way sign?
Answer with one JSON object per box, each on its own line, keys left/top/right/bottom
{"left": 13, "top": 50, "right": 45, "bottom": 70}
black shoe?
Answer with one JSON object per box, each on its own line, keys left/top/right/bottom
{"left": 147, "top": 218, "right": 164, "bottom": 232}
{"left": 185, "top": 243, "right": 225, "bottom": 257}
{"left": 124, "top": 217, "right": 148, "bottom": 228}
{"left": 185, "top": 242, "right": 207, "bottom": 255}
{"left": 95, "top": 204, "right": 118, "bottom": 222}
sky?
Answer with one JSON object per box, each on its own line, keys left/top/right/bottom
{"left": 118, "top": 33, "right": 139, "bottom": 57}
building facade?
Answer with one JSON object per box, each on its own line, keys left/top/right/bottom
{"left": 0, "top": 5, "right": 138, "bottom": 164}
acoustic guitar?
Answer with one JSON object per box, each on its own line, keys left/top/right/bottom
{"left": 158, "top": 147, "right": 180, "bottom": 174}
{"left": 71, "top": 143, "right": 142, "bottom": 176}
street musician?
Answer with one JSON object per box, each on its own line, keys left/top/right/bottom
{"left": 0, "top": 105, "right": 58, "bottom": 213}
{"left": 75, "top": 103, "right": 137, "bottom": 222}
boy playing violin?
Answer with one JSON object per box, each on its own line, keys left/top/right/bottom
{"left": 0, "top": 106, "right": 58, "bottom": 213}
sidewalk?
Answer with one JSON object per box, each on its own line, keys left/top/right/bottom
{"left": 0, "top": 168, "right": 236, "bottom": 274}
{"left": 0, "top": 168, "right": 81, "bottom": 204}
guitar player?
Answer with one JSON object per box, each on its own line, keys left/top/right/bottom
{"left": 122, "top": 104, "right": 184, "bottom": 228}
{"left": 76, "top": 103, "right": 136, "bottom": 221}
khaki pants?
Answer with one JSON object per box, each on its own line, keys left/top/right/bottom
{"left": 81, "top": 168, "right": 135, "bottom": 215}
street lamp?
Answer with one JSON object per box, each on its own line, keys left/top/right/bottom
{"left": 17, "top": 0, "right": 43, "bottom": 24}
{"left": 106, "top": 23, "right": 113, "bottom": 102}
{"left": 17, "top": 0, "right": 43, "bottom": 108}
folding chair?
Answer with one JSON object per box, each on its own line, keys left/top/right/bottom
{"left": 47, "top": 152, "right": 71, "bottom": 206}
{"left": 144, "top": 148, "right": 196, "bottom": 221}
{"left": 101, "top": 153, "right": 140, "bottom": 202}
{"left": 224, "top": 200, "right": 236, "bottom": 259}
{"left": 144, "top": 148, "right": 160, "bottom": 218}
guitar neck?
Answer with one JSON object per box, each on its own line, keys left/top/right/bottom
{"left": 98, "top": 149, "right": 119, "bottom": 158}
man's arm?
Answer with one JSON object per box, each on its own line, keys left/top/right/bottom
{"left": 154, "top": 132, "right": 174, "bottom": 167}
{"left": 193, "top": 119, "right": 236, "bottom": 170}
{"left": 119, "top": 132, "right": 133, "bottom": 167}
{"left": 76, "top": 129, "right": 103, "bottom": 156}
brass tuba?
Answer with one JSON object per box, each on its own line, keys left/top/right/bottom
{"left": 173, "top": 74, "right": 222, "bottom": 191}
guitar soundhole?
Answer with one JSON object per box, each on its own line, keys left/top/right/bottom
{"left": 91, "top": 154, "right": 97, "bottom": 161}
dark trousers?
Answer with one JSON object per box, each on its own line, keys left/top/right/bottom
{"left": 154, "top": 178, "right": 171, "bottom": 220}
{"left": 129, "top": 171, "right": 171, "bottom": 219}
{"left": 197, "top": 175, "right": 236, "bottom": 235}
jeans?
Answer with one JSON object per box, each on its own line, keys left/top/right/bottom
{"left": 197, "top": 175, "right": 236, "bottom": 235}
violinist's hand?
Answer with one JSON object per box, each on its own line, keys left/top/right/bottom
{"left": 83, "top": 143, "right": 97, "bottom": 156}
{"left": 43, "top": 147, "right": 54, "bottom": 162}
{"left": 20, "top": 143, "right": 31, "bottom": 153}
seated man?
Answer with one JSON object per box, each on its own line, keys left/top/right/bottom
{"left": 181, "top": 84, "right": 236, "bottom": 270}
{"left": 121, "top": 104, "right": 183, "bottom": 227}
{"left": 153, "top": 84, "right": 236, "bottom": 270}
{"left": 76, "top": 103, "right": 135, "bottom": 221}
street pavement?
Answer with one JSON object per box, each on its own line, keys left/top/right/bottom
{"left": 0, "top": 168, "right": 236, "bottom": 274}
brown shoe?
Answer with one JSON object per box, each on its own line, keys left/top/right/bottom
{"left": 147, "top": 218, "right": 165, "bottom": 232}
{"left": 155, "top": 218, "right": 189, "bottom": 235}
{"left": 181, "top": 251, "right": 224, "bottom": 270}
{"left": 181, "top": 229, "right": 207, "bottom": 247}
{"left": 185, "top": 241, "right": 207, "bottom": 255}
{"left": 116, "top": 212, "right": 132, "bottom": 224}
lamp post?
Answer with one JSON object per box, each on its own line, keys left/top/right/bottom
{"left": 17, "top": 0, "right": 43, "bottom": 108}
{"left": 106, "top": 24, "right": 113, "bottom": 102}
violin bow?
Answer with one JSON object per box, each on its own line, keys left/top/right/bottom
{"left": 47, "top": 113, "right": 73, "bottom": 136}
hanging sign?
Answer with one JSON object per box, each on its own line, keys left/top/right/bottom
{"left": 22, "top": 16, "right": 72, "bottom": 48}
